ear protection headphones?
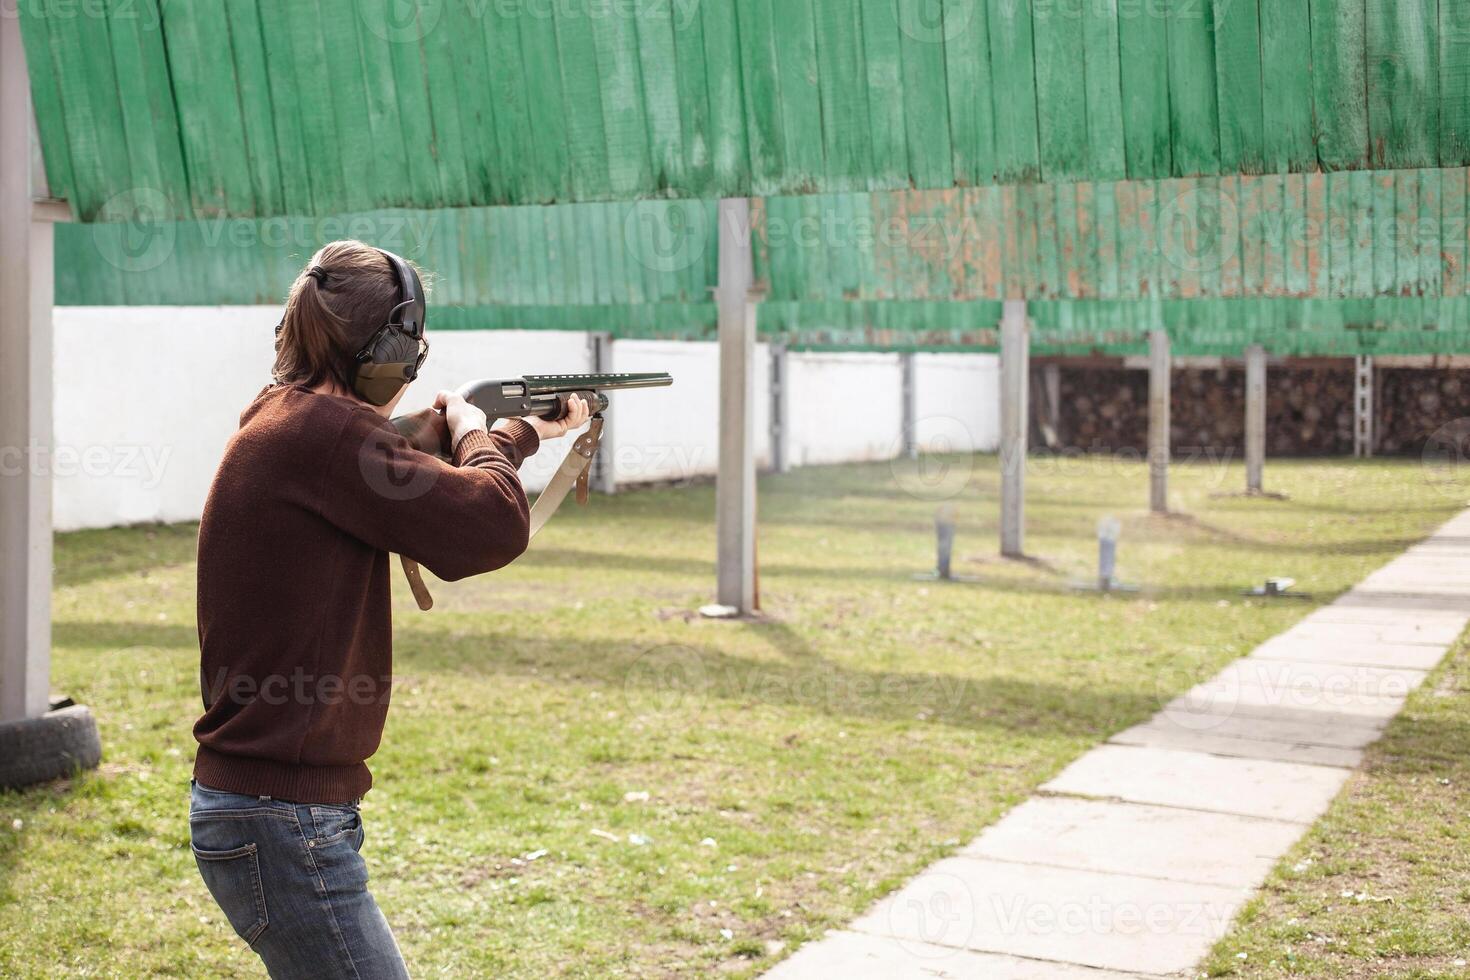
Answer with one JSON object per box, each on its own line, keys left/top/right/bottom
{"left": 349, "top": 248, "right": 429, "bottom": 406}
{"left": 276, "top": 247, "right": 429, "bottom": 407}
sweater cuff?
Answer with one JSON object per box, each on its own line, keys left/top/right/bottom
{"left": 451, "top": 428, "right": 497, "bottom": 466}
{"left": 497, "top": 418, "right": 542, "bottom": 462}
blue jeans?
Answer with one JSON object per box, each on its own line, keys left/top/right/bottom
{"left": 188, "top": 780, "right": 410, "bottom": 979}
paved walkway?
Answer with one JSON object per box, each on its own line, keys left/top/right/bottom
{"left": 766, "top": 510, "right": 1470, "bottom": 978}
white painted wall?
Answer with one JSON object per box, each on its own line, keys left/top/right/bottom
{"left": 51, "top": 307, "right": 999, "bottom": 530}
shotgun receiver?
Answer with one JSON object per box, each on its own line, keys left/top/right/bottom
{"left": 396, "top": 371, "right": 672, "bottom": 611}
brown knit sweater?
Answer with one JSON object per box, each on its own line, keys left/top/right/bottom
{"left": 193, "top": 384, "right": 539, "bottom": 803}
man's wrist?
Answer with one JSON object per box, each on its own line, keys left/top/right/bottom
{"left": 451, "top": 421, "right": 487, "bottom": 448}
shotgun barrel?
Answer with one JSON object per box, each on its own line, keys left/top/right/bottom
{"left": 458, "top": 372, "right": 672, "bottom": 423}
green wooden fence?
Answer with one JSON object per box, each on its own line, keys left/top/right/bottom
{"left": 22, "top": 0, "right": 1470, "bottom": 220}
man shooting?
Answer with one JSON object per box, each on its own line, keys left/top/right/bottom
{"left": 188, "top": 240, "right": 590, "bottom": 979}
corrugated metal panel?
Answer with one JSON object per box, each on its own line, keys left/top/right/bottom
{"left": 21, "top": 0, "right": 1470, "bottom": 221}
{"left": 58, "top": 167, "right": 1470, "bottom": 308}
{"left": 758, "top": 168, "right": 1470, "bottom": 302}
{"left": 58, "top": 200, "right": 717, "bottom": 307}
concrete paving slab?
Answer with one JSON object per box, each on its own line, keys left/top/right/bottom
{"left": 1299, "top": 606, "right": 1468, "bottom": 628}
{"left": 1109, "top": 722, "right": 1365, "bottom": 768}
{"left": 1218, "top": 659, "right": 1427, "bottom": 694}
{"left": 763, "top": 930, "right": 1152, "bottom": 980}
{"left": 1041, "top": 745, "right": 1351, "bottom": 822}
{"left": 1120, "top": 709, "right": 1382, "bottom": 749}
{"left": 1286, "top": 619, "right": 1463, "bottom": 647}
{"left": 850, "top": 857, "right": 1246, "bottom": 975}
{"left": 1166, "top": 683, "right": 1404, "bottom": 725}
{"left": 962, "top": 797, "right": 1305, "bottom": 889}
{"left": 1251, "top": 635, "right": 1448, "bottom": 670}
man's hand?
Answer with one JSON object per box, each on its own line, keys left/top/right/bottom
{"left": 434, "top": 390, "right": 489, "bottom": 448}
{"left": 528, "top": 394, "right": 592, "bottom": 440}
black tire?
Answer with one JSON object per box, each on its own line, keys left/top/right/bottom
{"left": 0, "top": 704, "right": 102, "bottom": 791}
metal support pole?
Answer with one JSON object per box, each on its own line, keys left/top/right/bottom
{"left": 769, "top": 341, "right": 789, "bottom": 474}
{"left": 1354, "top": 355, "right": 1375, "bottom": 459}
{"left": 999, "top": 300, "right": 1029, "bottom": 558}
{"left": 1245, "top": 344, "right": 1266, "bottom": 494}
{"left": 1148, "top": 330, "right": 1171, "bottom": 513}
{"left": 900, "top": 351, "right": 917, "bottom": 460}
{"left": 1038, "top": 362, "right": 1062, "bottom": 449}
{"left": 1, "top": 16, "right": 54, "bottom": 723}
{"left": 587, "top": 331, "right": 616, "bottom": 494}
{"left": 715, "top": 198, "right": 756, "bottom": 613}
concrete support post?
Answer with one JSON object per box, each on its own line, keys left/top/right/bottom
{"left": 715, "top": 198, "right": 756, "bottom": 613}
{"left": 1, "top": 15, "right": 54, "bottom": 723}
{"left": 1245, "top": 344, "right": 1266, "bottom": 494}
{"left": 1148, "top": 330, "right": 1171, "bottom": 513}
{"left": 769, "top": 341, "right": 789, "bottom": 474}
{"left": 999, "top": 300, "right": 1029, "bottom": 558}
{"left": 1354, "top": 355, "right": 1375, "bottom": 459}
{"left": 900, "top": 351, "right": 917, "bottom": 460}
{"left": 587, "top": 331, "right": 616, "bottom": 494}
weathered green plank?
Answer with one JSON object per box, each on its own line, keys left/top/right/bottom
{"left": 1082, "top": 0, "right": 1126, "bottom": 181}
{"left": 552, "top": 1, "right": 611, "bottom": 200}
{"left": 895, "top": 0, "right": 955, "bottom": 190}
{"left": 1441, "top": 2, "right": 1470, "bottom": 165}
{"left": 481, "top": 12, "right": 531, "bottom": 203}
{"left": 1117, "top": 0, "right": 1173, "bottom": 177}
{"left": 772, "top": 0, "right": 827, "bottom": 187}
{"left": 1366, "top": 0, "right": 1439, "bottom": 169}
{"left": 667, "top": 0, "right": 714, "bottom": 190}
{"left": 737, "top": 0, "right": 788, "bottom": 190}
{"left": 1032, "top": 0, "right": 1089, "bottom": 181}
{"left": 593, "top": 8, "right": 655, "bottom": 198}
{"left": 696, "top": 0, "right": 750, "bottom": 188}
{"left": 16, "top": 7, "right": 73, "bottom": 201}
{"left": 939, "top": 0, "right": 992, "bottom": 185}
{"left": 46, "top": 0, "right": 133, "bottom": 218}
{"left": 1164, "top": 0, "right": 1221, "bottom": 175}
{"left": 633, "top": 0, "right": 688, "bottom": 192}
{"left": 859, "top": 0, "right": 909, "bottom": 182}
{"left": 985, "top": 0, "right": 1040, "bottom": 181}
{"left": 218, "top": 0, "right": 282, "bottom": 214}
{"left": 1260, "top": 0, "right": 1316, "bottom": 172}
{"left": 274, "top": 0, "right": 348, "bottom": 213}
{"left": 1311, "top": 0, "right": 1369, "bottom": 169}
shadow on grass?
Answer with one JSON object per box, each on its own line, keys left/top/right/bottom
{"left": 52, "top": 523, "right": 199, "bottom": 589}
{"left": 390, "top": 624, "right": 1166, "bottom": 742}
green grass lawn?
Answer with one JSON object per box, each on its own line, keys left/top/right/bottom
{"left": 0, "top": 454, "right": 1462, "bottom": 978}
{"left": 1202, "top": 633, "right": 1470, "bottom": 980}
